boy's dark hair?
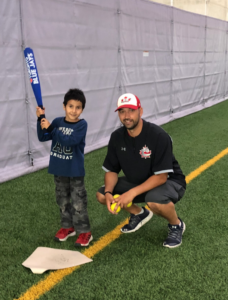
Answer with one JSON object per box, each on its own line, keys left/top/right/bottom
{"left": 63, "top": 88, "right": 86, "bottom": 109}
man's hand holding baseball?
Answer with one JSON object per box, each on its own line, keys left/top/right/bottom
{"left": 105, "top": 193, "right": 116, "bottom": 214}
{"left": 115, "top": 190, "right": 136, "bottom": 209}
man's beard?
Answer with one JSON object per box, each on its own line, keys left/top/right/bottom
{"left": 122, "top": 118, "right": 140, "bottom": 130}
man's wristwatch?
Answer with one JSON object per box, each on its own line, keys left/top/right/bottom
{"left": 104, "top": 191, "right": 113, "bottom": 195}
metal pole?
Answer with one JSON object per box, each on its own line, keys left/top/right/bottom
{"left": 19, "top": 0, "right": 33, "bottom": 166}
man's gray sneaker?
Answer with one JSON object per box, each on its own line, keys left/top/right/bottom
{"left": 163, "top": 218, "right": 185, "bottom": 248}
{"left": 121, "top": 207, "right": 153, "bottom": 233}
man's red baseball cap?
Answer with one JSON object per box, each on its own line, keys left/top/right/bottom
{"left": 115, "top": 93, "right": 141, "bottom": 112}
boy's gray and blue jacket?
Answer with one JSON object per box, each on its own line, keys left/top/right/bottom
{"left": 37, "top": 117, "right": 87, "bottom": 177}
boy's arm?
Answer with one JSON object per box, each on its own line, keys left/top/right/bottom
{"left": 37, "top": 118, "right": 53, "bottom": 142}
{"left": 36, "top": 107, "right": 53, "bottom": 142}
{"left": 43, "top": 120, "right": 87, "bottom": 147}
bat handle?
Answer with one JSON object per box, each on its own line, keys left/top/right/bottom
{"left": 38, "top": 105, "right": 48, "bottom": 135}
{"left": 38, "top": 105, "right": 46, "bottom": 119}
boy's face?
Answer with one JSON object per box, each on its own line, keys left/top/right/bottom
{"left": 63, "top": 99, "right": 83, "bottom": 122}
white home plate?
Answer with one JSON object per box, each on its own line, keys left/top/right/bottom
{"left": 22, "top": 247, "right": 92, "bottom": 274}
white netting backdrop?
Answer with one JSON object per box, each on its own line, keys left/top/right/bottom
{"left": 0, "top": 0, "right": 228, "bottom": 183}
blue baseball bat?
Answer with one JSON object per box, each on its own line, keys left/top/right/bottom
{"left": 24, "top": 47, "right": 47, "bottom": 133}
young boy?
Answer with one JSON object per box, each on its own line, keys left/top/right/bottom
{"left": 36, "top": 88, "right": 93, "bottom": 247}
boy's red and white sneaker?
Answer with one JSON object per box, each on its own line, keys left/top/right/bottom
{"left": 54, "top": 227, "right": 76, "bottom": 241}
{"left": 75, "top": 232, "right": 93, "bottom": 247}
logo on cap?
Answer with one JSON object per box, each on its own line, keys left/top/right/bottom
{"left": 121, "top": 96, "right": 131, "bottom": 103}
{"left": 115, "top": 93, "right": 141, "bottom": 112}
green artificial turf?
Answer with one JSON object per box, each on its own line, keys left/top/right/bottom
{"left": 1, "top": 100, "right": 228, "bottom": 300}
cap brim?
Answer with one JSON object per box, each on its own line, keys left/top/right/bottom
{"left": 115, "top": 104, "right": 138, "bottom": 112}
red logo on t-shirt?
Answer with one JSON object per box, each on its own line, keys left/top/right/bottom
{"left": 139, "top": 145, "right": 151, "bottom": 159}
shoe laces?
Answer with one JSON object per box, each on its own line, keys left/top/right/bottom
{"left": 79, "top": 232, "right": 91, "bottom": 241}
{"left": 128, "top": 214, "right": 141, "bottom": 226}
{"left": 58, "top": 227, "right": 74, "bottom": 235}
{"left": 167, "top": 225, "right": 181, "bottom": 240}
{"left": 59, "top": 228, "right": 69, "bottom": 234}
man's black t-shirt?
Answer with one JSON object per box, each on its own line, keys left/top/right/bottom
{"left": 102, "top": 119, "right": 186, "bottom": 189}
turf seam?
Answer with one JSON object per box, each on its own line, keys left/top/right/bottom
{"left": 14, "top": 147, "right": 228, "bottom": 300}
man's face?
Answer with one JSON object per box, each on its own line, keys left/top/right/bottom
{"left": 118, "top": 107, "right": 142, "bottom": 130}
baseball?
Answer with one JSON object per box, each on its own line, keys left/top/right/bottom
{"left": 110, "top": 194, "right": 132, "bottom": 212}
{"left": 110, "top": 202, "right": 121, "bottom": 213}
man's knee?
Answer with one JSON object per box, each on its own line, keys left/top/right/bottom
{"left": 96, "top": 192, "right": 106, "bottom": 205}
{"left": 147, "top": 202, "right": 160, "bottom": 214}
{"left": 147, "top": 201, "right": 173, "bottom": 214}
